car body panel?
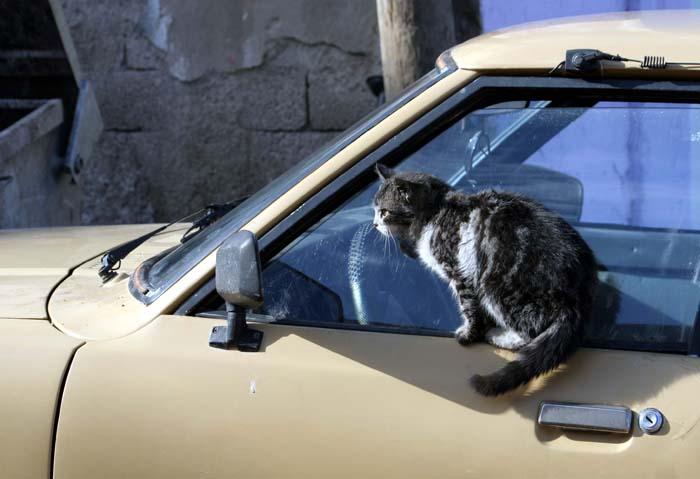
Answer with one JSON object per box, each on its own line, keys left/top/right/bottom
{"left": 450, "top": 10, "right": 700, "bottom": 78}
{"left": 0, "top": 225, "right": 161, "bottom": 319}
{"left": 49, "top": 225, "right": 184, "bottom": 340}
{"left": 1, "top": 271, "right": 68, "bottom": 319}
{"left": 55, "top": 315, "right": 700, "bottom": 479}
{"left": 0, "top": 320, "right": 82, "bottom": 479}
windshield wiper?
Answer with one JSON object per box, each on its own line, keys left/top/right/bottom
{"left": 98, "top": 198, "right": 248, "bottom": 282}
{"left": 179, "top": 198, "right": 249, "bottom": 243}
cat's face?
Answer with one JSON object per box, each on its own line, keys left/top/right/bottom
{"left": 372, "top": 164, "right": 445, "bottom": 237}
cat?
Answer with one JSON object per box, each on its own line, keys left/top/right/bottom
{"left": 372, "top": 163, "right": 597, "bottom": 396}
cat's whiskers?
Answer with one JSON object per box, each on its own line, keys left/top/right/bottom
{"left": 386, "top": 227, "right": 401, "bottom": 273}
{"left": 372, "top": 225, "right": 386, "bottom": 260}
{"left": 385, "top": 226, "right": 393, "bottom": 255}
{"left": 381, "top": 231, "right": 388, "bottom": 260}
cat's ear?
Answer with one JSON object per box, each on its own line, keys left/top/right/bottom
{"left": 375, "top": 163, "right": 395, "bottom": 182}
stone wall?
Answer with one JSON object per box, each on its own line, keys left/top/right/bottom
{"left": 61, "top": 0, "right": 381, "bottom": 224}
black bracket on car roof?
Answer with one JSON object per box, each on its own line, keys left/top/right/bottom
{"left": 564, "top": 49, "right": 633, "bottom": 73}
{"left": 550, "top": 49, "right": 700, "bottom": 76}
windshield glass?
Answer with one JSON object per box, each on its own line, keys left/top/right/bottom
{"left": 137, "top": 66, "right": 452, "bottom": 302}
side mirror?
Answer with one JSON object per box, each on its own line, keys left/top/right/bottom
{"left": 210, "top": 230, "right": 264, "bottom": 352}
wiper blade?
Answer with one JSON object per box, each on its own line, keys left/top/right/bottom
{"left": 98, "top": 197, "right": 247, "bottom": 283}
{"left": 180, "top": 197, "right": 249, "bottom": 244}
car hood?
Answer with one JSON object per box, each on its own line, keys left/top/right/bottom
{"left": 0, "top": 224, "right": 160, "bottom": 319}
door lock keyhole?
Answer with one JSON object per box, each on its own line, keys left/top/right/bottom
{"left": 638, "top": 408, "right": 664, "bottom": 434}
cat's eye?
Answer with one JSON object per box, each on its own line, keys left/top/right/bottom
{"left": 380, "top": 208, "right": 388, "bottom": 217}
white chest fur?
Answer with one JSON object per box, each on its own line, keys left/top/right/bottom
{"left": 457, "top": 216, "right": 478, "bottom": 281}
{"left": 417, "top": 224, "right": 448, "bottom": 281}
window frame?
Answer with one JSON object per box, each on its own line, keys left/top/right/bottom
{"left": 133, "top": 66, "right": 454, "bottom": 305}
{"left": 178, "top": 75, "right": 700, "bottom": 356}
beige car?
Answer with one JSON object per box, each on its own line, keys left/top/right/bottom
{"left": 3, "top": 10, "right": 700, "bottom": 479}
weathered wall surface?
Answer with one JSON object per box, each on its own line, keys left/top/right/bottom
{"left": 60, "top": 0, "right": 380, "bottom": 224}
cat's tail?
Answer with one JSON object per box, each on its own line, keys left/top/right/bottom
{"left": 470, "top": 320, "right": 579, "bottom": 396}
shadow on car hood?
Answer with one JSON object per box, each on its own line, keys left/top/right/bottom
{"left": 0, "top": 224, "right": 160, "bottom": 319}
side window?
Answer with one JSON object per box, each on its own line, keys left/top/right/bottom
{"left": 260, "top": 100, "right": 700, "bottom": 353}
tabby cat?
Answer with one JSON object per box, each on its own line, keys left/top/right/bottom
{"left": 372, "top": 164, "right": 597, "bottom": 396}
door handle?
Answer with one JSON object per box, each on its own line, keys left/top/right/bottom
{"left": 538, "top": 401, "right": 632, "bottom": 434}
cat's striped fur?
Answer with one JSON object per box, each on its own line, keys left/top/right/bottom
{"left": 372, "top": 164, "right": 597, "bottom": 396}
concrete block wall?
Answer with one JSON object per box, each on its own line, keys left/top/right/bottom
{"left": 61, "top": 0, "right": 381, "bottom": 224}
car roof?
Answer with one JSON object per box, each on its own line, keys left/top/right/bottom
{"left": 449, "top": 10, "right": 700, "bottom": 78}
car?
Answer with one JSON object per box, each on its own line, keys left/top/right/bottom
{"left": 3, "top": 9, "right": 700, "bottom": 479}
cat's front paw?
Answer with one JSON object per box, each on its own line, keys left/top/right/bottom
{"left": 455, "top": 324, "right": 477, "bottom": 346}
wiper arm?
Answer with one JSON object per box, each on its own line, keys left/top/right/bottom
{"left": 98, "top": 197, "right": 248, "bottom": 282}
{"left": 180, "top": 197, "right": 249, "bottom": 243}
{"left": 98, "top": 223, "right": 170, "bottom": 282}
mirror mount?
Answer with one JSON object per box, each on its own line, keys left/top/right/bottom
{"left": 210, "top": 230, "right": 264, "bottom": 352}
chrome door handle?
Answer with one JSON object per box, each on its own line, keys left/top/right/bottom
{"left": 538, "top": 401, "right": 632, "bottom": 434}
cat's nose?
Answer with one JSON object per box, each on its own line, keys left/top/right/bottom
{"left": 373, "top": 223, "right": 378, "bottom": 228}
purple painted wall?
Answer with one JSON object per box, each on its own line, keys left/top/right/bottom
{"left": 481, "top": 1, "right": 700, "bottom": 230}
{"left": 481, "top": 0, "right": 699, "bottom": 32}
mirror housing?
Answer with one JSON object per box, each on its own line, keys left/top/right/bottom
{"left": 210, "top": 230, "right": 264, "bottom": 351}
{"left": 215, "top": 230, "right": 263, "bottom": 308}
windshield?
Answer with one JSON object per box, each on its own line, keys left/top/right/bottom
{"left": 136, "top": 66, "right": 453, "bottom": 303}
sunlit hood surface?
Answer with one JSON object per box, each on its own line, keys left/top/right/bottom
{"left": 0, "top": 225, "right": 159, "bottom": 319}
